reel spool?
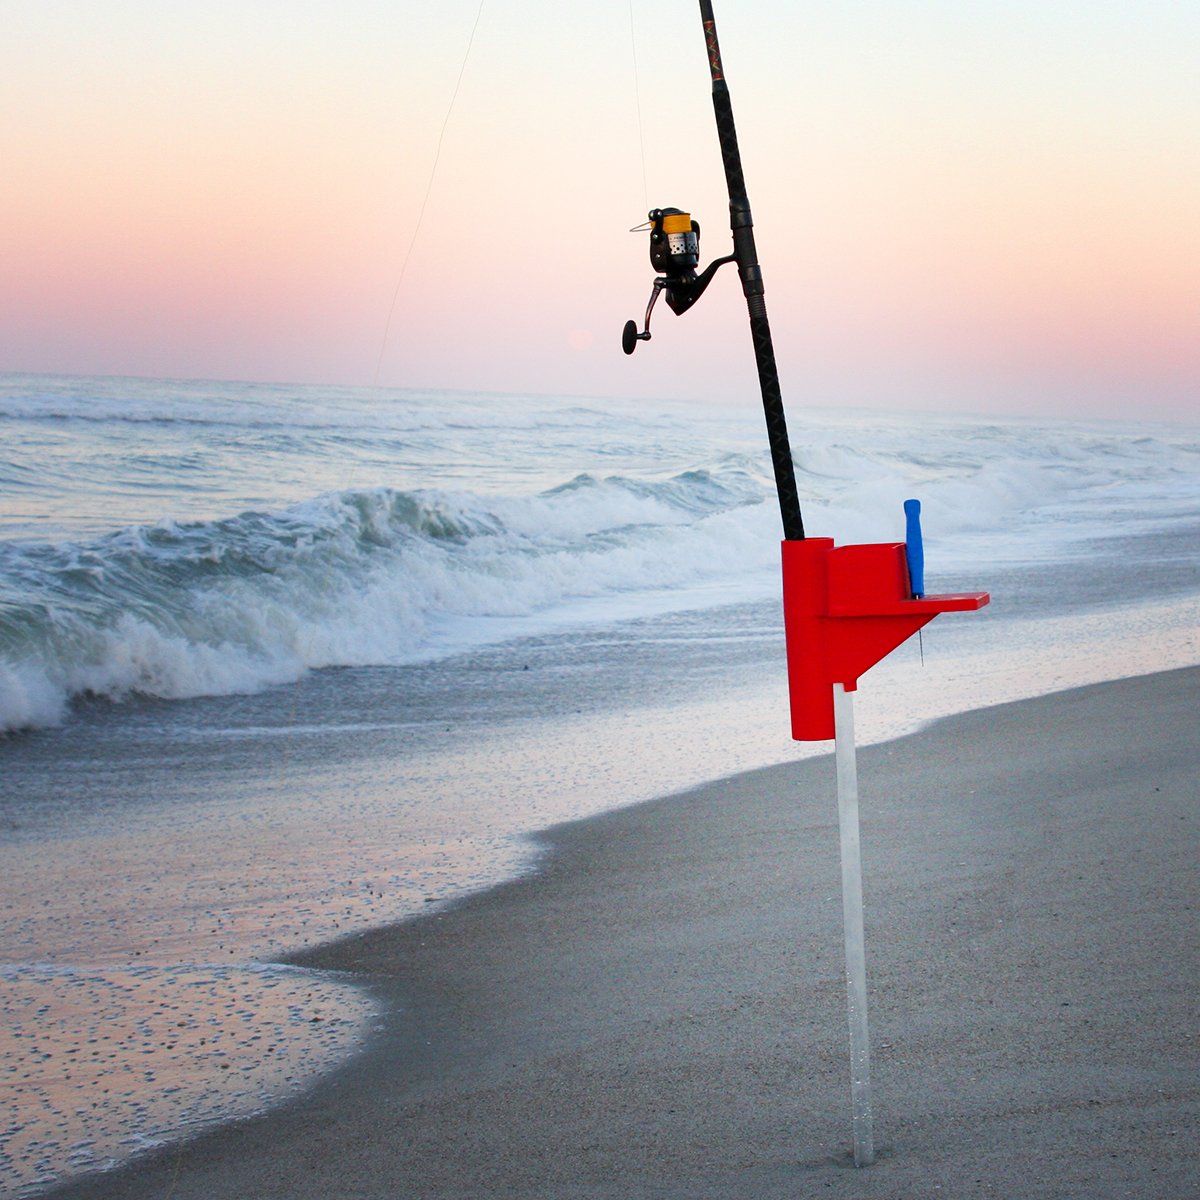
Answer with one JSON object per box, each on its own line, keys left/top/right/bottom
{"left": 649, "top": 207, "right": 700, "bottom": 276}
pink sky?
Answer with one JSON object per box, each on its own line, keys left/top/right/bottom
{"left": 1, "top": 1, "right": 1196, "bottom": 420}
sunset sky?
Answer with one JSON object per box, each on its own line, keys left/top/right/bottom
{"left": 1, "top": 1, "right": 1197, "bottom": 419}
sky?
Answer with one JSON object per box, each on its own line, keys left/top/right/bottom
{"left": 1, "top": 0, "right": 1197, "bottom": 420}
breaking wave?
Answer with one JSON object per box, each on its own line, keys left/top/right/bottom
{"left": 0, "top": 468, "right": 776, "bottom": 731}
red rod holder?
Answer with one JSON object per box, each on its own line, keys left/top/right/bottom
{"left": 782, "top": 538, "right": 989, "bottom": 741}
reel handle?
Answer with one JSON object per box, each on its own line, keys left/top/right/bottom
{"left": 621, "top": 277, "right": 668, "bottom": 354}
{"left": 622, "top": 320, "right": 649, "bottom": 355}
{"left": 621, "top": 253, "right": 735, "bottom": 354}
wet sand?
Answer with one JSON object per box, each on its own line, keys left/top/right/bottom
{"left": 43, "top": 667, "right": 1199, "bottom": 1199}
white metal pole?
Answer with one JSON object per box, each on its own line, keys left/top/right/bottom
{"left": 833, "top": 681, "right": 875, "bottom": 1166}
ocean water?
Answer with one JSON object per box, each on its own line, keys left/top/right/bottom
{"left": 1, "top": 372, "right": 1198, "bottom": 1194}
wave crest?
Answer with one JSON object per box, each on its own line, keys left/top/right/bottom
{"left": 0, "top": 468, "right": 773, "bottom": 732}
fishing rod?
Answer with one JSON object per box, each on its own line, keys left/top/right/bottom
{"left": 622, "top": 1, "right": 805, "bottom": 542}
{"left": 621, "top": 3, "right": 994, "bottom": 1173}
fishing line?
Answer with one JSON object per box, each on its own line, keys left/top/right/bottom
{"left": 373, "top": 0, "right": 486, "bottom": 386}
{"left": 292, "top": 7, "right": 486, "bottom": 843}
{"left": 628, "top": 0, "right": 649, "bottom": 213}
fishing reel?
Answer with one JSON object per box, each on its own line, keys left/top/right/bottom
{"left": 622, "top": 207, "right": 736, "bottom": 354}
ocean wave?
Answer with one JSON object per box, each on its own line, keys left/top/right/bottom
{"left": 4, "top": 377, "right": 1197, "bottom": 734}
{"left": 0, "top": 469, "right": 775, "bottom": 732}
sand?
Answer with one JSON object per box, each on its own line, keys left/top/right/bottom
{"left": 42, "top": 667, "right": 1199, "bottom": 1199}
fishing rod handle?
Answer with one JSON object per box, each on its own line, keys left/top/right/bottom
{"left": 749, "top": 313, "right": 804, "bottom": 542}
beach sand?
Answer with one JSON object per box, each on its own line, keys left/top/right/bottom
{"left": 43, "top": 667, "right": 1199, "bottom": 1199}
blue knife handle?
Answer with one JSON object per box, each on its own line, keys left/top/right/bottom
{"left": 904, "top": 498, "right": 924, "bottom": 598}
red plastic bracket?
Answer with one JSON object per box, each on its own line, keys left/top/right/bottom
{"left": 781, "top": 538, "right": 989, "bottom": 741}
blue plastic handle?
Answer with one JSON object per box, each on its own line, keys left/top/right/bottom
{"left": 903, "top": 498, "right": 924, "bottom": 598}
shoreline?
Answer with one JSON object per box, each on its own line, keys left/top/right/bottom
{"left": 41, "top": 666, "right": 1200, "bottom": 1199}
